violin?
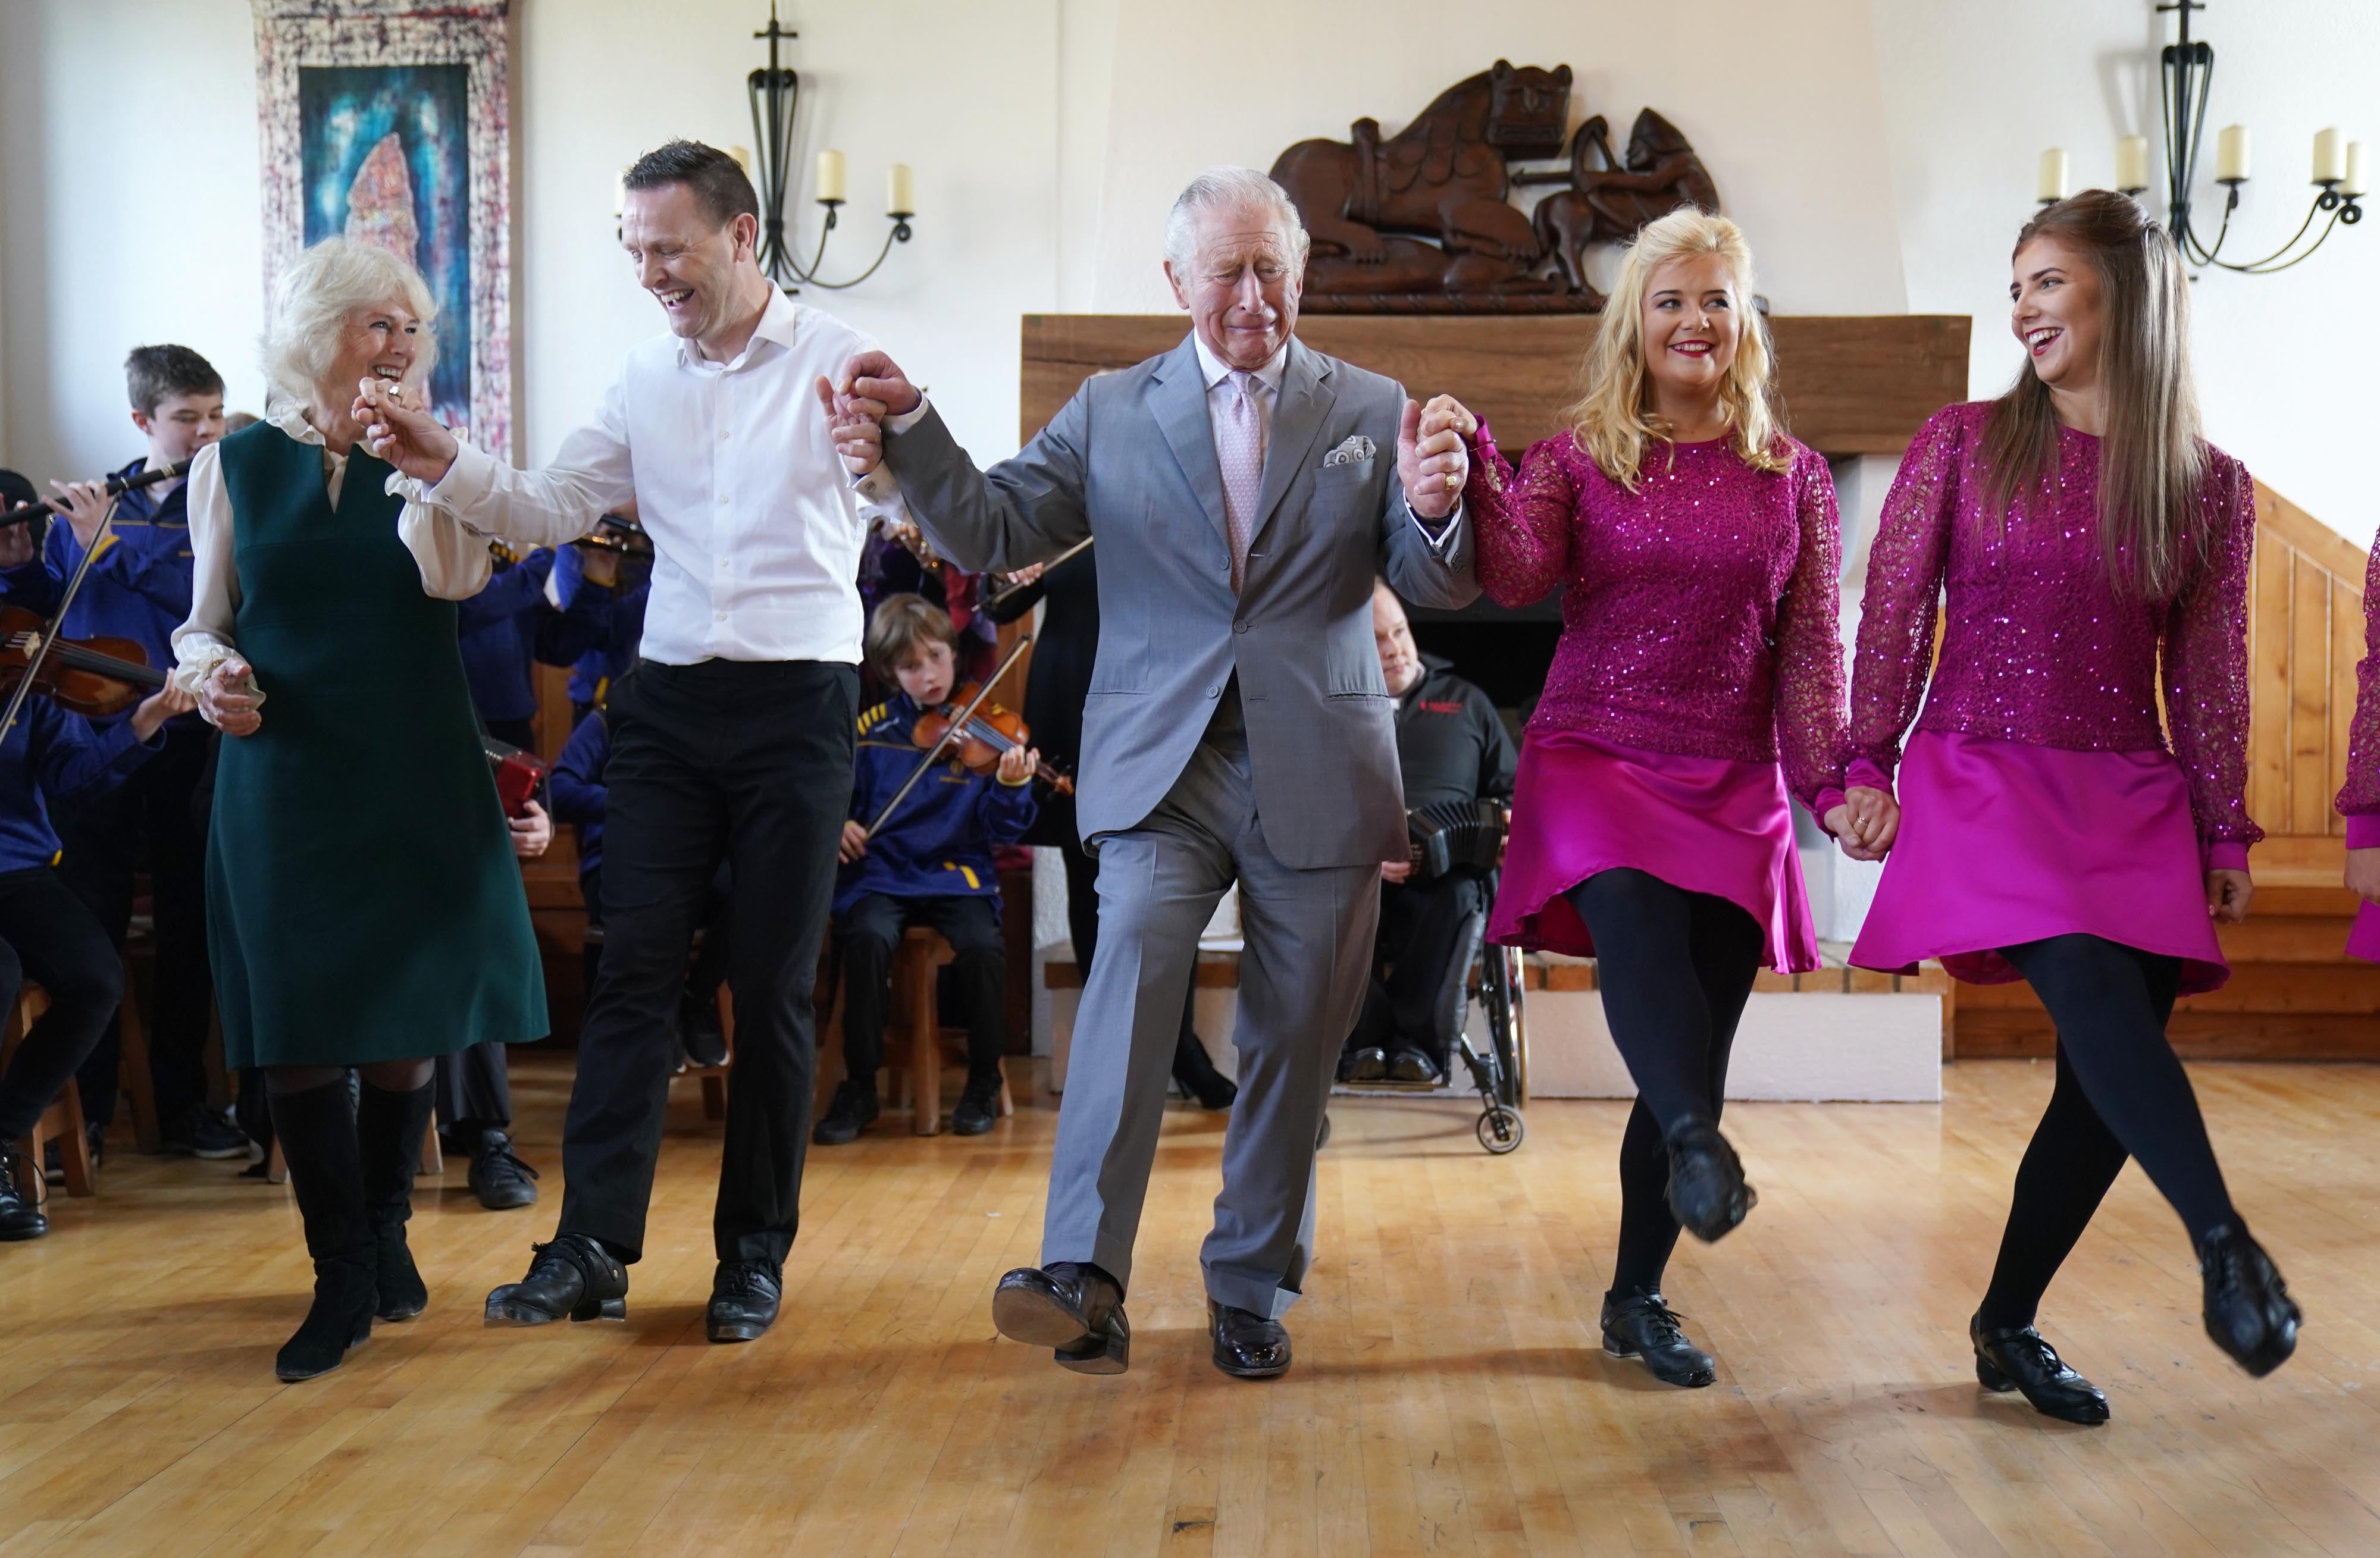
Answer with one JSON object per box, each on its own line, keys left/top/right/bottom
{"left": 912, "top": 682, "right": 1075, "bottom": 795}
{"left": 0, "top": 604, "right": 167, "bottom": 719}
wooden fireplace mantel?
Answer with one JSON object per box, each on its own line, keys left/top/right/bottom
{"left": 1019, "top": 314, "right": 1972, "bottom": 459}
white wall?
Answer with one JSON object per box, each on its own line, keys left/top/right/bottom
{"left": 2, "top": 0, "right": 2372, "bottom": 548}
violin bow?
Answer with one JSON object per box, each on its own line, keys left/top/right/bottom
{"left": 863, "top": 631, "right": 1035, "bottom": 841}
{"left": 982, "top": 535, "right": 1094, "bottom": 614}
{"left": 0, "top": 491, "right": 121, "bottom": 741}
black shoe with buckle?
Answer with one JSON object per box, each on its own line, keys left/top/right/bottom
{"left": 1338, "top": 1046, "right": 1389, "bottom": 1084}
{"left": 2197, "top": 1223, "right": 2300, "bottom": 1377}
{"left": 1970, "top": 1314, "right": 2109, "bottom": 1425}
{"left": 992, "top": 1261, "right": 1129, "bottom": 1374}
{"left": 1601, "top": 1292, "right": 1717, "bottom": 1387}
{"left": 468, "top": 1130, "right": 541, "bottom": 1211}
{"left": 951, "top": 1072, "right": 1003, "bottom": 1136}
{"left": 0, "top": 1151, "right": 47, "bottom": 1241}
{"left": 1208, "top": 1299, "right": 1291, "bottom": 1379}
{"left": 484, "top": 1233, "right": 630, "bottom": 1325}
{"left": 1665, "top": 1119, "right": 1756, "bottom": 1243}
{"left": 707, "top": 1258, "right": 782, "bottom": 1343}
{"left": 812, "top": 1077, "right": 879, "bottom": 1146}
{"left": 164, "top": 1105, "right": 250, "bottom": 1160}
{"left": 1386, "top": 1047, "right": 1442, "bottom": 1085}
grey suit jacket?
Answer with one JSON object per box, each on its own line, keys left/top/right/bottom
{"left": 880, "top": 334, "right": 1479, "bottom": 869}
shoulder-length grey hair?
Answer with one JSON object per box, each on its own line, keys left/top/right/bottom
{"left": 1163, "top": 166, "right": 1310, "bottom": 275}
{"left": 260, "top": 239, "right": 438, "bottom": 407}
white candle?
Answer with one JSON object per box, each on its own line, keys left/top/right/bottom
{"left": 2216, "top": 124, "right": 2250, "bottom": 183}
{"left": 815, "top": 149, "right": 847, "bottom": 204}
{"left": 2037, "top": 148, "right": 2070, "bottom": 203}
{"left": 887, "top": 162, "right": 915, "bottom": 216}
{"left": 728, "top": 144, "right": 753, "bottom": 177}
{"left": 613, "top": 176, "right": 627, "bottom": 217}
{"left": 2115, "top": 135, "right": 2151, "bottom": 193}
{"left": 2344, "top": 142, "right": 2368, "bottom": 198}
{"left": 2313, "top": 127, "right": 2345, "bottom": 183}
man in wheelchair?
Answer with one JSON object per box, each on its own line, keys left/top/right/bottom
{"left": 1339, "top": 581, "right": 1518, "bottom": 1085}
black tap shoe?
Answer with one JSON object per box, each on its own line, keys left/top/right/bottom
{"left": 1970, "top": 1315, "right": 2110, "bottom": 1425}
{"left": 484, "top": 1233, "right": 630, "bottom": 1325}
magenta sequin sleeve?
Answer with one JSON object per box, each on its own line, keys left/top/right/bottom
{"left": 1847, "top": 406, "right": 1964, "bottom": 785}
{"left": 1465, "top": 423, "right": 1576, "bottom": 609}
{"left": 1774, "top": 451, "right": 1850, "bottom": 815}
{"left": 2338, "top": 534, "right": 2380, "bottom": 835}
{"left": 2163, "top": 455, "right": 2263, "bottom": 852}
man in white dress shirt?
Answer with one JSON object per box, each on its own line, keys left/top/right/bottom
{"left": 362, "top": 140, "right": 901, "bottom": 1343}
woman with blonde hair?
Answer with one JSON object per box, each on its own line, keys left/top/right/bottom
{"left": 1454, "top": 207, "right": 1884, "bottom": 1386}
{"left": 1849, "top": 190, "right": 2295, "bottom": 1422}
{"left": 173, "top": 238, "right": 546, "bottom": 1381}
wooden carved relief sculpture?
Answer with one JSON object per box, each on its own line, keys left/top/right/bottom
{"left": 1269, "top": 64, "right": 1718, "bottom": 314}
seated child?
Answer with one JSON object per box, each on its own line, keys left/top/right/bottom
{"left": 815, "top": 594, "right": 1036, "bottom": 1144}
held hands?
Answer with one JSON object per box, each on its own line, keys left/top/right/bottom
{"left": 46, "top": 478, "right": 114, "bottom": 551}
{"left": 840, "top": 818, "right": 869, "bottom": 863}
{"left": 2206, "top": 867, "right": 2253, "bottom": 924}
{"left": 1827, "top": 785, "right": 1900, "bottom": 863}
{"left": 1382, "top": 856, "right": 1416, "bottom": 885}
{"left": 996, "top": 744, "right": 1039, "bottom": 786}
{"left": 355, "top": 378, "right": 459, "bottom": 485}
{"left": 2346, "top": 847, "right": 2380, "bottom": 904}
{"left": 815, "top": 350, "right": 923, "bottom": 478}
{"left": 128, "top": 683, "right": 198, "bottom": 742}
{"left": 509, "top": 799, "right": 553, "bottom": 860}
{"left": 1398, "top": 395, "right": 1474, "bottom": 521}
{"left": 202, "top": 656, "right": 264, "bottom": 736}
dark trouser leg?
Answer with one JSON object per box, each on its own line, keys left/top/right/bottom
{"left": 557, "top": 664, "right": 734, "bottom": 1264}
{"left": 1381, "top": 874, "right": 1484, "bottom": 1063}
{"left": 1999, "top": 935, "right": 2226, "bottom": 1236}
{"left": 686, "top": 872, "right": 734, "bottom": 1001}
{"left": 837, "top": 894, "right": 903, "bottom": 1082}
{"left": 1070, "top": 831, "right": 1217, "bottom": 1097}
{"left": 0, "top": 871, "right": 124, "bottom": 1140}
{"left": 435, "top": 1040, "right": 513, "bottom": 1137}
{"left": 1975, "top": 1042, "right": 2134, "bottom": 1329}
{"left": 1605, "top": 886, "right": 1764, "bottom": 1298}
{"left": 710, "top": 662, "right": 854, "bottom": 1266}
{"left": 913, "top": 895, "right": 1007, "bottom": 1080}
{"left": 56, "top": 780, "right": 139, "bottom": 1132}
{"left": 141, "top": 724, "right": 215, "bottom": 1125}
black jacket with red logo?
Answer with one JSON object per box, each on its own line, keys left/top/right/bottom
{"left": 1395, "top": 655, "right": 1517, "bottom": 812}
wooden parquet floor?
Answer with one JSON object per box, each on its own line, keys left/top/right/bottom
{"left": 3, "top": 1052, "right": 2376, "bottom": 1556}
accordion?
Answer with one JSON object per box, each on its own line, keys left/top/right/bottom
{"left": 1406, "top": 798, "right": 1505, "bottom": 884}
{"left": 483, "top": 734, "right": 549, "bottom": 819}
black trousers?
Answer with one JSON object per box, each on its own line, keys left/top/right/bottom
{"left": 1057, "top": 834, "right": 1207, "bottom": 1086}
{"left": 1978, "top": 933, "right": 2235, "bottom": 1328}
{"left": 0, "top": 869, "right": 124, "bottom": 1140}
{"left": 1567, "top": 869, "right": 1765, "bottom": 1299}
{"left": 558, "top": 659, "right": 854, "bottom": 1266}
{"left": 435, "top": 1041, "right": 514, "bottom": 1138}
{"left": 838, "top": 893, "right": 1005, "bottom": 1082}
{"left": 59, "top": 720, "right": 212, "bottom": 1130}
{"left": 1343, "top": 873, "right": 1485, "bottom": 1064}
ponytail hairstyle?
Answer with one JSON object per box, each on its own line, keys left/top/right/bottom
{"left": 1982, "top": 190, "right": 2209, "bottom": 599}
{"left": 1565, "top": 206, "right": 1789, "bottom": 491}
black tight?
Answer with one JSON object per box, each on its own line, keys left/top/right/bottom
{"left": 1977, "top": 934, "right": 2235, "bottom": 1330}
{"left": 266, "top": 1059, "right": 433, "bottom": 1095}
{"left": 1565, "top": 869, "right": 1765, "bottom": 1299}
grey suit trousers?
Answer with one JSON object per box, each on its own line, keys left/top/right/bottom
{"left": 1042, "top": 694, "right": 1377, "bottom": 1319}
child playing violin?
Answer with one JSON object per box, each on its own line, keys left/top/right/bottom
{"left": 814, "top": 594, "right": 1038, "bottom": 1145}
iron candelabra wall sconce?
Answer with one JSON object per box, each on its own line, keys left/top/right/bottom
{"left": 745, "top": 3, "right": 914, "bottom": 292}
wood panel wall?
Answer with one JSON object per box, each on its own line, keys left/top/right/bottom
{"left": 2246, "top": 479, "right": 2371, "bottom": 871}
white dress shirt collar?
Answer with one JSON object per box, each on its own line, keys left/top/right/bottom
{"left": 677, "top": 283, "right": 804, "bottom": 374}
{"left": 1190, "top": 331, "right": 1289, "bottom": 396}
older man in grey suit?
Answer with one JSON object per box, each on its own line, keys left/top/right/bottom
{"left": 823, "top": 167, "right": 1479, "bottom": 1379}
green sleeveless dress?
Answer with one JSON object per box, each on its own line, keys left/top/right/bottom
{"left": 206, "top": 421, "right": 547, "bottom": 1068}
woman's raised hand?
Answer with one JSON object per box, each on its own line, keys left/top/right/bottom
{"left": 356, "top": 378, "right": 459, "bottom": 484}
{"left": 1828, "top": 784, "right": 1900, "bottom": 863}
{"left": 1418, "top": 393, "right": 1479, "bottom": 441}
{"left": 202, "top": 656, "right": 264, "bottom": 737}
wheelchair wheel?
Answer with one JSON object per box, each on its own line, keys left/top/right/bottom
{"left": 1483, "top": 944, "right": 1527, "bottom": 1109}
{"left": 1476, "top": 1103, "right": 1524, "bottom": 1155}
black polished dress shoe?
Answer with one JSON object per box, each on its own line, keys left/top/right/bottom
{"left": 0, "top": 1152, "right": 48, "bottom": 1241}
{"left": 468, "top": 1130, "right": 541, "bottom": 1211}
{"left": 992, "top": 1262, "right": 1129, "bottom": 1374}
{"left": 1208, "top": 1300, "right": 1291, "bottom": 1379}
{"left": 484, "top": 1233, "right": 630, "bottom": 1325}
{"left": 1601, "top": 1293, "right": 1716, "bottom": 1387}
{"left": 951, "top": 1073, "right": 1003, "bottom": 1136}
{"left": 1386, "top": 1048, "right": 1442, "bottom": 1085}
{"left": 1338, "top": 1046, "right": 1389, "bottom": 1084}
{"left": 2197, "top": 1224, "right": 2300, "bottom": 1377}
{"left": 707, "top": 1258, "right": 782, "bottom": 1343}
{"left": 1971, "top": 1315, "right": 2109, "bottom": 1425}
{"left": 812, "top": 1077, "right": 879, "bottom": 1146}
{"left": 1665, "top": 1120, "right": 1756, "bottom": 1243}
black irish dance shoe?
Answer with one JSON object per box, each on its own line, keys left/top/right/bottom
{"left": 1970, "top": 1315, "right": 2109, "bottom": 1425}
{"left": 992, "top": 1261, "right": 1129, "bottom": 1375}
{"left": 2197, "top": 1224, "right": 2300, "bottom": 1377}
{"left": 1665, "top": 1120, "right": 1756, "bottom": 1243}
{"left": 1601, "top": 1293, "right": 1717, "bottom": 1388}
{"left": 707, "top": 1258, "right": 782, "bottom": 1344}
{"left": 484, "top": 1233, "right": 630, "bottom": 1325}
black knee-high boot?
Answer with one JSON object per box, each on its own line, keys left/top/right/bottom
{"left": 269, "top": 1079, "right": 377, "bottom": 1381}
{"left": 357, "top": 1079, "right": 434, "bottom": 1322}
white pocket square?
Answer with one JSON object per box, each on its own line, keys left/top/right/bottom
{"left": 1321, "top": 435, "right": 1376, "bottom": 468}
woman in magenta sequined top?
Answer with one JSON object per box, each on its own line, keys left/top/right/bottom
{"left": 1453, "top": 209, "right": 1877, "bottom": 1390}
{"left": 2334, "top": 537, "right": 2380, "bottom": 954}
{"left": 1848, "top": 192, "right": 2296, "bottom": 1423}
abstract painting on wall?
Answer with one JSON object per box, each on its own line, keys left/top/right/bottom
{"left": 253, "top": 0, "right": 512, "bottom": 458}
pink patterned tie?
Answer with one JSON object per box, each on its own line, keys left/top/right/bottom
{"left": 1217, "top": 370, "right": 1264, "bottom": 593}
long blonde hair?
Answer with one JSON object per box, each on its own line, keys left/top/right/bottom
{"left": 1981, "top": 191, "right": 2209, "bottom": 600}
{"left": 1567, "top": 208, "right": 1787, "bottom": 490}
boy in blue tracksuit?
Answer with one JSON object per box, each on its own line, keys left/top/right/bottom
{"left": 0, "top": 346, "right": 241, "bottom": 1161}
{"left": 814, "top": 595, "right": 1038, "bottom": 1145}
